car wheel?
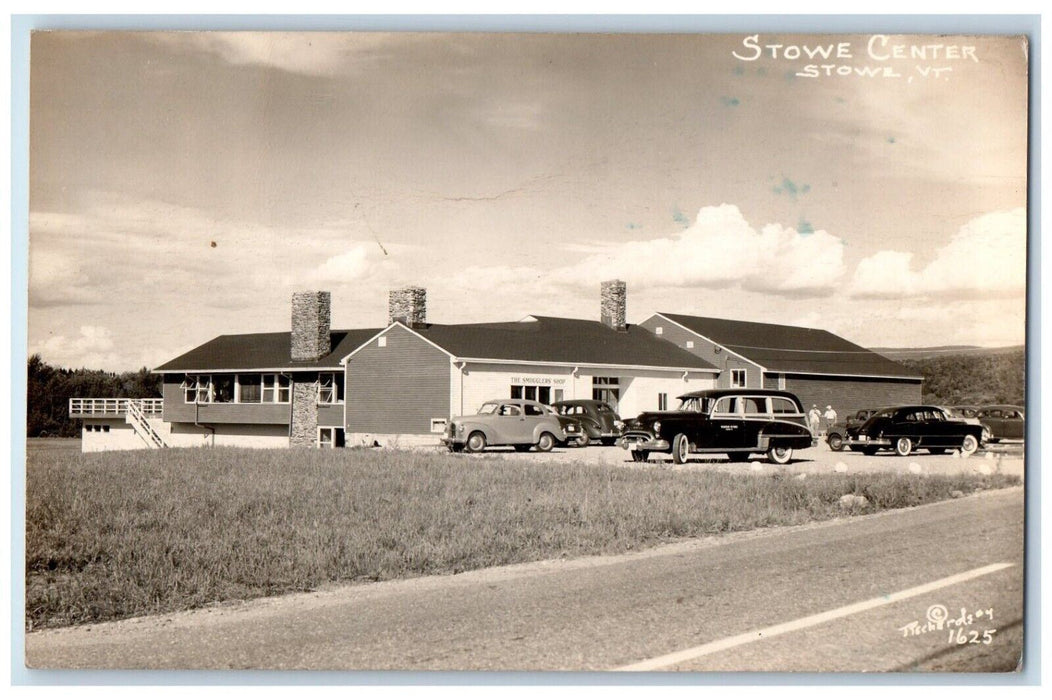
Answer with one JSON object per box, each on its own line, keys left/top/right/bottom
{"left": 894, "top": 437, "right": 913, "bottom": 457}
{"left": 672, "top": 433, "right": 690, "bottom": 464}
{"left": 727, "top": 452, "right": 751, "bottom": 462}
{"left": 465, "top": 431, "right": 487, "bottom": 453}
{"left": 574, "top": 434, "right": 590, "bottom": 448}
{"left": 862, "top": 447, "right": 879, "bottom": 456}
{"left": 961, "top": 434, "right": 979, "bottom": 456}
{"left": 827, "top": 433, "right": 845, "bottom": 451}
{"left": 631, "top": 450, "right": 650, "bottom": 462}
{"left": 536, "top": 432, "right": 555, "bottom": 453}
{"left": 767, "top": 445, "right": 793, "bottom": 464}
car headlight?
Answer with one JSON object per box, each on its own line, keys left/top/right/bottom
{"left": 982, "top": 427, "right": 991, "bottom": 441}
{"left": 456, "top": 423, "right": 464, "bottom": 434}
{"left": 652, "top": 421, "right": 661, "bottom": 433}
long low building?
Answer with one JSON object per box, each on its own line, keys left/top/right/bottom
{"left": 70, "top": 282, "right": 922, "bottom": 451}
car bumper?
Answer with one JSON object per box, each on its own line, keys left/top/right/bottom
{"left": 844, "top": 436, "right": 891, "bottom": 447}
{"left": 618, "top": 435, "right": 670, "bottom": 452}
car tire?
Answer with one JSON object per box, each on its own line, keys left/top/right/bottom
{"left": 767, "top": 445, "right": 793, "bottom": 464}
{"left": 672, "top": 433, "right": 690, "bottom": 464}
{"left": 960, "top": 434, "right": 979, "bottom": 456}
{"left": 894, "top": 437, "right": 912, "bottom": 457}
{"left": 536, "top": 432, "right": 555, "bottom": 453}
{"left": 631, "top": 450, "right": 650, "bottom": 463}
{"left": 574, "top": 434, "right": 590, "bottom": 448}
{"left": 827, "top": 433, "right": 845, "bottom": 451}
{"left": 465, "top": 432, "right": 487, "bottom": 453}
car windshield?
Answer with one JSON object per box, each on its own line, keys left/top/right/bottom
{"left": 477, "top": 402, "right": 500, "bottom": 415}
{"left": 676, "top": 397, "right": 709, "bottom": 412}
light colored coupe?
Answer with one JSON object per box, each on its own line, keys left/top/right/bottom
{"left": 443, "top": 399, "right": 571, "bottom": 453}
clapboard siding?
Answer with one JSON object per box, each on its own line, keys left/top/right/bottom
{"left": 346, "top": 325, "right": 451, "bottom": 434}
{"left": 770, "top": 374, "right": 922, "bottom": 419}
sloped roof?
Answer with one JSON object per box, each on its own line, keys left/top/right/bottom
{"left": 402, "top": 316, "right": 717, "bottom": 370}
{"left": 658, "top": 313, "right": 922, "bottom": 379}
{"left": 154, "top": 329, "right": 383, "bottom": 372}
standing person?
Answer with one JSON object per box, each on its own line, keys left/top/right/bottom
{"left": 824, "top": 405, "right": 838, "bottom": 435}
{"left": 808, "top": 405, "right": 821, "bottom": 434}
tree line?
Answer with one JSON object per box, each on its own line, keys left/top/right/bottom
{"left": 898, "top": 349, "right": 1025, "bottom": 406}
{"left": 26, "top": 354, "right": 162, "bottom": 437}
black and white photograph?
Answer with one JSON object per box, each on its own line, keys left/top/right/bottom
{"left": 19, "top": 24, "right": 1030, "bottom": 675}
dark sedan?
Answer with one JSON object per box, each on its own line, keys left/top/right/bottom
{"left": 826, "top": 409, "right": 877, "bottom": 451}
{"left": 550, "top": 400, "right": 623, "bottom": 446}
{"left": 845, "top": 405, "right": 988, "bottom": 456}
{"left": 976, "top": 405, "right": 1025, "bottom": 442}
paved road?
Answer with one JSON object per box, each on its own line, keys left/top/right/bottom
{"left": 25, "top": 487, "right": 1024, "bottom": 672}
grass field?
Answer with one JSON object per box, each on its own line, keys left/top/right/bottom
{"left": 25, "top": 441, "right": 1019, "bottom": 630}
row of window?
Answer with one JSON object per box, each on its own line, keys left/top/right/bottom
{"left": 182, "top": 373, "right": 344, "bottom": 405}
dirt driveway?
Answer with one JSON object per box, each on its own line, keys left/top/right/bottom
{"left": 434, "top": 440, "right": 1026, "bottom": 479}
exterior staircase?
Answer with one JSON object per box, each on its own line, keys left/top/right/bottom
{"left": 124, "top": 399, "right": 168, "bottom": 448}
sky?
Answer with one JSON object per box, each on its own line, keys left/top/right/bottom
{"left": 27, "top": 31, "right": 1029, "bottom": 371}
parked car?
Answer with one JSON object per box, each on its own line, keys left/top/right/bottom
{"left": 443, "top": 399, "right": 568, "bottom": 453}
{"left": 619, "top": 389, "right": 814, "bottom": 465}
{"left": 844, "top": 405, "right": 989, "bottom": 456}
{"left": 826, "top": 409, "right": 878, "bottom": 451}
{"left": 550, "top": 400, "right": 624, "bottom": 446}
{"left": 949, "top": 405, "right": 979, "bottom": 419}
{"left": 976, "top": 405, "right": 1025, "bottom": 442}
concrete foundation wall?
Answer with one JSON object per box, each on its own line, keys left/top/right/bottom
{"left": 81, "top": 419, "right": 150, "bottom": 452}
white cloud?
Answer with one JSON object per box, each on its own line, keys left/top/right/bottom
{"left": 563, "top": 204, "right": 846, "bottom": 297}
{"left": 35, "top": 326, "right": 121, "bottom": 370}
{"left": 147, "top": 33, "right": 411, "bottom": 77}
{"left": 850, "top": 208, "right": 1026, "bottom": 300}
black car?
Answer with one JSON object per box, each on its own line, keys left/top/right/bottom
{"left": 619, "top": 389, "right": 814, "bottom": 465}
{"left": 826, "top": 409, "right": 877, "bottom": 451}
{"left": 976, "top": 405, "right": 1025, "bottom": 442}
{"left": 550, "top": 400, "right": 623, "bottom": 446}
{"left": 845, "top": 405, "right": 988, "bottom": 456}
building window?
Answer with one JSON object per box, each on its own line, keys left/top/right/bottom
{"left": 262, "top": 374, "right": 291, "bottom": 403}
{"left": 730, "top": 369, "right": 747, "bottom": 388}
{"left": 592, "top": 376, "right": 620, "bottom": 410}
{"left": 237, "top": 374, "right": 262, "bottom": 403}
{"left": 658, "top": 393, "right": 668, "bottom": 411}
{"left": 317, "top": 427, "right": 345, "bottom": 449}
{"left": 511, "top": 385, "right": 551, "bottom": 404}
{"left": 430, "top": 418, "right": 447, "bottom": 434}
{"left": 318, "top": 373, "right": 344, "bottom": 404}
{"left": 655, "top": 326, "right": 663, "bottom": 335}
{"left": 685, "top": 340, "right": 694, "bottom": 349}
{"left": 183, "top": 375, "right": 211, "bottom": 403}
{"left": 213, "top": 375, "right": 235, "bottom": 403}
{"left": 378, "top": 336, "right": 387, "bottom": 348}
{"left": 102, "top": 424, "right": 110, "bottom": 432}
{"left": 777, "top": 373, "right": 786, "bottom": 390}
{"left": 553, "top": 389, "right": 564, "bottom": 402}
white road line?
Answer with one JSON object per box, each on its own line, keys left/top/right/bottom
{"left": 615, "top": 562, "right": 1015, "bottom": 672}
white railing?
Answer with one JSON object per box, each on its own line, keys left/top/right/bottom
{"left": 69, "top": 398, "right": 164, "bottom": 416}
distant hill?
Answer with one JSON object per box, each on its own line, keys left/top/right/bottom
{"left": 873, "top": 345, "right": 1024, "bottom": 360}
{"left": 893, "top": 348, "right": 1025, "bottom": 406}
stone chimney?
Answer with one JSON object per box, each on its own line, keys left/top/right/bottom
{"left": 290, "top": 291, "right": 332, "bottom": 361}
{"left": 388, "top": 286, "right": 427, "bottom": 328}
{"left": 601, "top": 280, "right": 627, "bottom": 332}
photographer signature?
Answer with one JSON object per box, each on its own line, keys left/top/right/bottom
{"left": 898, "top": 604, "right": 997, "bottom": 645}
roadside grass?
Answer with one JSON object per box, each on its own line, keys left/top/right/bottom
{"left": 25, "top": 445, "right": 1019, "bottom": 630}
